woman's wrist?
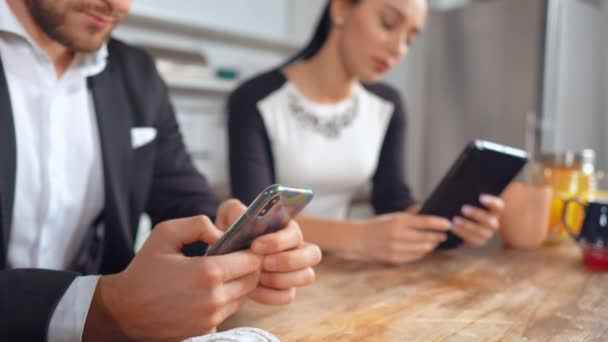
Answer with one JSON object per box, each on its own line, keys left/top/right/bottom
{"left": 299, "top": 216, "right": 370, "bottom": 255}
{"left": 345, "top": 219, "right": 369, "bottom": 255}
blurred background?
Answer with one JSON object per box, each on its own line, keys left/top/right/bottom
{"left": 112, "top": 0, "right": 607, "bottom": 205}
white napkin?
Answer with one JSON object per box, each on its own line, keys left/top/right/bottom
{"left": 183, "top": 327, "right": 281, "bottom": 342}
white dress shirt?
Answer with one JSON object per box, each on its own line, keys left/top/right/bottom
{"left": 0, "top": 1, "right": 105, "bottom": 340}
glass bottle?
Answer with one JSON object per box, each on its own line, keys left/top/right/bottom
{"left": 539, "top": 149, "right": 596, "bottom": 242}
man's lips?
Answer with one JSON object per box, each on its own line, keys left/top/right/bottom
{"left": 83, "top": 12, "right": 113, "bottom": 28}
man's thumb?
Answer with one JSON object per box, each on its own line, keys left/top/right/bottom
{"left": 153, "top": 215, "right": 224, "bottom": 252}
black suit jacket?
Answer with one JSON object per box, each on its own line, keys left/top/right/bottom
{"left": 0, "top": 39, "right": 219, "bottom": 339}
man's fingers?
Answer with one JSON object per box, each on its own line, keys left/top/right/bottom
{"left": 215, "top": 199, "right": 247, "bottom": 232}
{"left": 406, "top": 204, "right": 422, "bottom": 214}
{"left": 221, "top": 271, "right": 261, "bottom": 301}
{"left": 258, "top": 268, "right": 316, "bottom": 289}
{"left": 200, "top": 296, "right": 247, "bottom": 332}
{"left": 262, "top": 243, "right": 322, "bottom": 273}
{"left": 151, "top": 215, "right": 223, "bottom": 252}
{"left": 251, "top": 220, "right": 303, "bottom": 255}
{"left": 198, "top": 250, "right": 263, "bottom": 282}
{"left": 248, "top": 287, "right": 296, "bottom": 306}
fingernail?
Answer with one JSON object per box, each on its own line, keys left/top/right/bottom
{"left": 480, "top": 194, "right": 493, "bottom": 204}
{"left": 462, "top": 205, "right": 473, "bottom": 215}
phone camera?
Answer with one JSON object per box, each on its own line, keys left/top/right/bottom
{"left": 258, "top": 195, "right": 280, "bottom": 217}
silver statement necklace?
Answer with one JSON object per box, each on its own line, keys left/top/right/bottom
{"left": 287, "top": 89, "right": 359, "bottom": 139}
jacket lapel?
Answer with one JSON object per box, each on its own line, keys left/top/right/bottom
{"left": 0, "top": 57, "right": 16, "bottom": 268}
{"left": 0, "top": 49, "right": 136, "bottom": 269}
{"left": 88, "top": 62, "right": 134, "bottom": 253}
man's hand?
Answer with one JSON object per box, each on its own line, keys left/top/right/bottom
{"left": 84, "top": 216, "right": 263, "bottom": 342}
{"left": 214, "top": 199, "right": 248, "bottom": 232}
{"left": 249, "top": 221, "right": 322, "bottom": 304}
{"left": 214, "top": 199, "right": 322, "bottom": 305}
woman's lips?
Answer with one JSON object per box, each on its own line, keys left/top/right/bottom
{"left": 374, "top": 58, "right": 390, "bottom": 73}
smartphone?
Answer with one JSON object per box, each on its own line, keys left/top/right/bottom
{"left": 205, "top": 184, "right": 314, "bottom": 256}
{"left": 419, "top": 140, "right": 528, "bottom": 248}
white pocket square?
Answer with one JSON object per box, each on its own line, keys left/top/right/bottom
{"left": 131, "top": 127, "right": 157, "bottom": 149}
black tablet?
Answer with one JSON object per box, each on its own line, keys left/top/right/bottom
{"left": 419, "top": 140, "right": 528, "bottom": 248}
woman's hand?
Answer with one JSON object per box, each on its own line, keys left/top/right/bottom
{"left": 354, "top": 212, "right": 451, "bottom": 265}
{"left": 451, "top": 194, "right": 504, "bottom": 247}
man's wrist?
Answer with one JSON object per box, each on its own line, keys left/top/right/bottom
{"left": 82, "top": 274, "right": 132, "bottom": 341}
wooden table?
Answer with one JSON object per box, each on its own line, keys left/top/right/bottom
{"left": 221, "top": 240, "right": 608, "bottom": 341}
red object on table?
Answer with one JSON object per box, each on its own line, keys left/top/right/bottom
{"left": 583, "top": 248, "right": 608, "bottom": 271}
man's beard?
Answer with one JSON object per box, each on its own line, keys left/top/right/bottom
{"left": 25, "top": 0, "right": 118, "bottom": 53}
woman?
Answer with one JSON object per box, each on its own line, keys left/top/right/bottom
{"left": 228, "top": 0, "right": 504, "bottom": 264}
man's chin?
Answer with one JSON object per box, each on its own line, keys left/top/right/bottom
{"left": 73, "top": 43, "right": 106, "bottom": 53}
{"left": 64, "top": 35, "right": 110, "bottom": 53}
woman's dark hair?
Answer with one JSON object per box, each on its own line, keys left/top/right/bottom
{"left": 283, "top": 0, "right": 360, "bottom": 67}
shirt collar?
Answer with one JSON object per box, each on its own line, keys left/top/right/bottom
{"left": 0, "top": 0, "right": 108, "bottom": 78}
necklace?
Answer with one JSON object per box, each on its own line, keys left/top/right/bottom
{"left": 287, "top": 91, "right": 359, "bottom": 139}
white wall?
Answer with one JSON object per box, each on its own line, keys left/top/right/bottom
{"left": 542, "top": 0, "right": 607, "bottom": 169}
{"left": 134, "top": 0, "right": 290, "bottom": 41}
{"left": 287, "top": 0, "right": 326, "bottom": 44}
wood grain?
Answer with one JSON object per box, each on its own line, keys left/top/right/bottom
{"left": 221, "top": 239, "right": 608, "bottom": 341}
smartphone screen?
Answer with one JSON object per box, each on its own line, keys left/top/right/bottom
{"left": 206, "top": 184, "right": 313, "bottom": 256}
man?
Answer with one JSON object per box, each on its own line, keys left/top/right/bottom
{"left": 0, "top": 0, "right": 322, "bottom": 340}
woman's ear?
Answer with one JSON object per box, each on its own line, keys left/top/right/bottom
{"left": 330, "top": 0, "right": 353, "bottom": 27}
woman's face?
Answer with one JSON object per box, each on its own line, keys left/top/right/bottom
{"left": 335, "top": 0, "right": 428, "bottom": 82}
